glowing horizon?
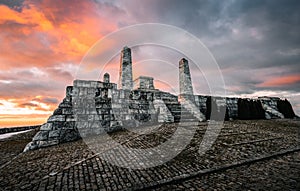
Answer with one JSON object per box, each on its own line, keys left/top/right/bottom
{"left": 0, "top": 0, "right": 299, "bottom": 127}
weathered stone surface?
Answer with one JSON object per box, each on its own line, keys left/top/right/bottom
{"left": 118, "top": 46, "right": 133, "bottom": 90}
{"left": 103, "top": 73, "right": 110, "bottom": 83}
{"left": 40, "top": 123, "right": 52, "bottom": 131}
{"left": 24, "top": 46, "right": 297, "bottom": 152}
{"left": 59, "top": 129, "right": 80, "bottom": 143}
{"left": 179, "top": 58, "right": 194, "bottom": 95}
{"left": 33, "top": 131, "right": 49, "bottom": 141}
{"left": 47, "top": 115, "right": 65, "bottom": 122}
{"left": 259, "top": 97, "right": 284, "bottom": 119}
{"left": 277, "top": 99, "right": 295, "bottom": 118}
{"left": 49, "top": 130, "right": 60, "bottom": 138}
{"left": 39, "top": 140, "right": 59, "bottom": 147}
{"left": 134, "top": 76, "right": 155, "bottom": 90}
{"left": 153, "top": 99, "right": 174, "bottom": 122}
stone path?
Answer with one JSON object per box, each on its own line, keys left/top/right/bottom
{"left": 0, "top": 119, "right": 299, "bottom": 190}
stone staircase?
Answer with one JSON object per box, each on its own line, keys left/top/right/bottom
{"left": 152, "top": 99, "right": 174, "bottom": 123}
{"left": 179, "top": 106, "right": 199, "bottom": 123}
{"left": 165, "top": 102, "right": 199, "bottom": 123}
{"left": 165, "top": 102, "right": 181, "bottom": 122}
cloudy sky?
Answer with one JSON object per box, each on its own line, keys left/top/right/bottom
{"left": 0, "top": 0, "right": 299, "bottom": 127}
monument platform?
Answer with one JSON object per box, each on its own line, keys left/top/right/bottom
{"left": 0, "top": 119, "right": 299, "bottom": 190}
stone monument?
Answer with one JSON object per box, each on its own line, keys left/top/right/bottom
{"left": 118, "top": 46, "right": 133, "bottom": 90}
{"left": 23, "top": 46, "right": 297, "bottom": 152}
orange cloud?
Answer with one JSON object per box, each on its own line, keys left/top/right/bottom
{"left": 0, "top": 0, "right": 123, "bottom": 127}
{"left": 0, "top": 0, "right": 118, "bottom": 70}
{"left": 258, "top": 74, "right": 300, "bottom": 87}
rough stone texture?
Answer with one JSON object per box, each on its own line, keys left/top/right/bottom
{"left": 259, "top": 97, "right": 285, "bottom": 119}
{"left": 118, "top": 46, "right": 133, "bottom": 90}
{"left": 238, "top": 98, "right": 266, "bottom": 120}
{"left": 180, "top": 98, "right": 206, "bottom": 122}
{"left": 2, "top": 120, "right": 299, "bottom": 190}
{"left": 226, "top": 97, "right": 239, "bottom": 119}
{"left": 24, "top": 46, "right": 297, "bottom": 152}
{"left": 153, "top": 99, "right": 174, "bottom": 122}
{"left": 134, "top": 76, "right": 155, "bottom": 90}
{"left": 0, "top": 125, "right": 39, "bottom": 134}
{"left": 179, "top": 58, "right": 194, "bottom": 95}
{"left": 103, "top": 72, "right": 110, "bottom": 83}
{"left": 194, "top": 95, "right": 208, "bottom": 115}
{"left": 277, "top": 99, "right": 296, "bottom": 118}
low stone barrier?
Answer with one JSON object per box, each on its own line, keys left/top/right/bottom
{"left": 0, "top": 125, "right": 40, "bottom": 135}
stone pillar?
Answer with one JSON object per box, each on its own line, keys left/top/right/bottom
{"left": 118, "top": 46, "right": 133, "bottom": 90}
{"left": 179, "top": 58, "right": 194, "bottom": 95}
{"left": 103, "top": 73, "right": 110, "bottom": 83}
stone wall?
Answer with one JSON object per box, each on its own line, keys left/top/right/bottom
{"left": 277, "top": 99, "right": 296, "bottom": 118}
{"left": 24, "top": 86, "right": 78, "bottom": 152}
{"left": 0, "top": 125, "right": 40, "bottom": 134}
{"left": 24, "top": 79, "right": 297, "bottom": 152}
{"left": 134, "top": 76, "right": 155, "bottom": 90}
{"left": 259, "top": 97, "right": 284, "bottom": 119}
{"left": 238, "top": 98, "right": 266, "bottom": 120}
{"left": 226, "top": 97, "right": 239, "bottom": 119}
{"left": 24, "top": 81, "right": 165, "bottom": 151}
{"left": 23, "top": 47, "right": 297, "bottom": 152}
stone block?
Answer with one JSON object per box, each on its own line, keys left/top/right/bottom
{"left": 62, "top": 108, "right": 73, "bottom": 115}
{"left": 23, "top": 141, "right": 38, "bottom": 152}
{"left": 90, "top": 81, "right": 98, "bottom": 88}
{"left": 47, "top": 115, "right": 65, "bottom": 122}
{"left": 66, "top": 86, "right": 73, "bottom": 96}
{"left": 66, "top": 115, "right": 76, "bottom": 121}
{"left": 79, "top": 87, "right": 87, "bottom": 96}
{"left": 53, "top": 108, "right": 63, "bottom": 115}
{"left": 87, "top": 87, "right": 96, "bottom": 95}
{"left": 63, "top": 121, "right": 75, "bottom": 129}
{"left": 120, "top": 91, "right": 125, "bottom": 99}
{"left": 33, "top": 131, "right": 49, "bottom": 141}
{"left": 94, "top": 114, "right": 101, "bottom": 120}
{"left": 59, "top": 102, "right": 72, "bottom": 108}
{"left": 73, "top": 108, "right": 85, "bottom": 114}
{"left": 59, "top": 129, "right": 80, "bottom": 143}
{"left": 76, "top": 121, "right": 89, "bottom": 129}
{"left": 51, "top": 122, "right": 63, "bottom": 130}
{"left": 40, "top": 123, "right": 53, "bottom": 131}
{"left": 76, "top": 114, "right": 88, "bottom": 121}
{"left": 88, "top": 121, "right": 102, "bottom": 128}
{"left": 40, "top": 140, "right": 59, "bottom": 147}
{"left": 87, "top": 108, "right": 97, "bottom": 114}
{"left": 97, "top": 82, "right": 104, "bottom": 88}
{"left": 88, "top": 115, "right": 94, "bottom": 121}
{"left": 49, "top": 130, "right": 60, "bottom": 138}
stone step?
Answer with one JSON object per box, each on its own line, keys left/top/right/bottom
{"left": 179, "top": 118, "right": 199, "bottom": 122}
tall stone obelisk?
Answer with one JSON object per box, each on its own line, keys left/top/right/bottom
{"left": 179, "top": 58, "right": 194, "bottom": 95}
{"left": 118, "top": 46, "right": 133, "bottom": 90}
{"left": 179, "top": 58, "right": 205, "bottom": 121}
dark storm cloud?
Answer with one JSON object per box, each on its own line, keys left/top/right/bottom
{"left": 114, "top": 0, "right": 300, "bottom": 94}
{"left": 0, "top": 0, "right": 24, "bottom": 8}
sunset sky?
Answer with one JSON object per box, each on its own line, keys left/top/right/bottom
{"left": 0, "top": 0, "right": 299, "bottom": 127}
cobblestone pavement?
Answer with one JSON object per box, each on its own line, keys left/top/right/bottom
{"left": 0, "top": 119, "right": 299, "bottom": 190}
{"left": 0, "top": 128, "right": 39, "bottom": 167}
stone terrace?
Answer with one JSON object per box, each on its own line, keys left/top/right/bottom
{"left": 0, "top": 119, "right": 299, "bottom": 190}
